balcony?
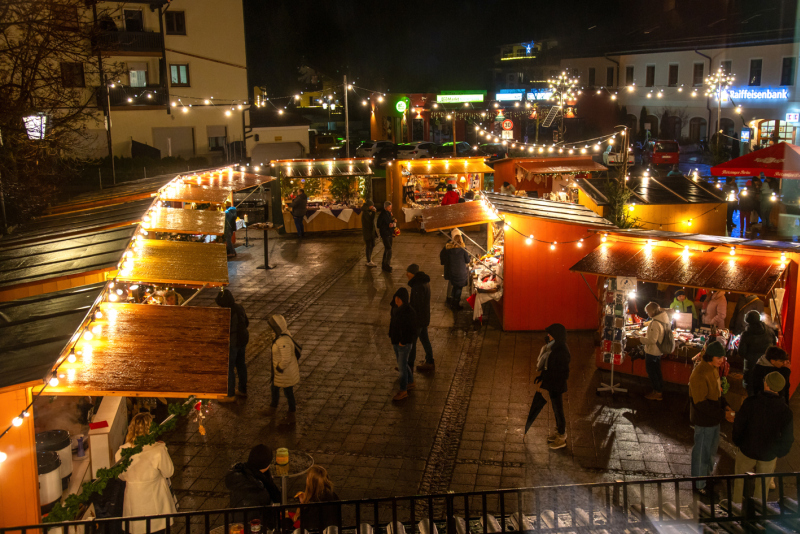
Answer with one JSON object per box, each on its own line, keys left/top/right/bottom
{"left": 95, "top": 31, "right": 163, "bottom": 56}
{"left": 103, "top": 85, "right": 169, "bottom": 109}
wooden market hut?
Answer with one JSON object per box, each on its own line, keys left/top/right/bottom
{"left": 491, "top": 156, "right": 607, "bottom": 199}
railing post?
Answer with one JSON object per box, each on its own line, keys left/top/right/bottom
{"left": 446, "top": 494, "right": 455, "bottom": 534}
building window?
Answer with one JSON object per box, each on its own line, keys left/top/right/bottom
{"left": 51, "top": 4, "right": 79, "bottom": 31}
{"left": 165, "top": 11, "right": 186, "bottom": 35}
{"left": 128, "top": 63, "right": 148, "bottom": 87}
{"left": 123, "top": 9, "right": 144, "bottom": 32}
{"left": 170, "top": 64, "right": 189, "bottom": 86}
{"left": 588, "top": 67, "right": 596, "bottom": 87}
{"left": 749, "top": 59, "right": 762, "bottom": 86}
{"left": 208, "top": 136, "right": 226, "bottom": 151}
{"left": 645, "top": 65, "right": 655, "bottom": 87}
{"left": 60, "top": 62, "right": 85, "bottom": 88}
{"left": 721, "top": 60, "right": 732, "bottom": 74}
{"left": 606, "top": 66, "right": 614, "bottom": 87}
{"left": 625, "top": 66, "right": 634, "bottom": 86}
{"left": 781, "top": 57, "right": 795, "bottom": 86}
{"left": 692, "top": 63, "right": 704, "bottom": 86}
{"left": 668, "top": 64, "right": 678, "bottom": 86}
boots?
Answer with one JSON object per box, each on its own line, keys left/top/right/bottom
{"left": 546, "top": 428, "right": 560, "bottom": 443}
{"left": 549, "top": 433, "right": 567, "bottom": 450}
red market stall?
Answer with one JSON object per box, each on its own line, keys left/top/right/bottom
{"left": 492, "top": 156, "right": 607, "bottom": 200}
{"left": 710, "top": 142, "right": 800, "bottom": 179}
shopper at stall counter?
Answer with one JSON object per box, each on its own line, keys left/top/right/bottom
{"left": 500, "top": 181, "right": 516, "bottom": 195}
{"left": 115, "top": 413, "right": 177, "bottom": 534}
{"left": 361, "top": 200, "right": 378, "bottom": 267}
{"left": 268, "top": 314, "right": 300, "bottom": 420}
{"left": 730, "top": 294, "right": 765, "bottom": 335}
{"left": 441, "top": 184, "right": 460, "bottom": 205}
{"left": 739, "top": 309, "right": 778, "bottom": 396}
{"left": 389, "top": 287, "right": 418, "bottom": 401}
{"left": 669, "top": 290, "right": 698, "bottom": 329}
{"left": 702, "top": 290, "right": 728, "bottom": 329}
{"left": 731, "top": 371, "right": 794, "bottom": 503}
{"left": 225, "top": 444, "right": 282, "bottom": 516}
{"left": 748, "top": 347, "right": 790, "bottom": 403}
{"left": 641, "top": 302, "right": 672, "bottom": 401}
{"left": 377, "top": 201, "right": 396, "bottom": 273}
{"left": 291, "top": 189, "right": 308, "bottom": 238}
{"left": 689, "top": 341, "right": 735, "bottom": 493}
{"left": 534, "top": 323, "right": 571, "bottom": 450}
{"left": 440, "top": 231, "right": 471, "bottom": 310}
{"left": 216, "top": 289, "right": 250, "bottom": 402}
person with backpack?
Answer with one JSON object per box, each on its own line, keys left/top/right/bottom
{"left": 268, "top": 314, "right": 300, "bottom": 419}
{"left": 641, "top": 302, "right": 674, "bottom": 401}
{"left": 739, "top": 310, "right": 777, "bottom": 396}
{"left": 216, "top": 289, "right": 250, "bottom": 402}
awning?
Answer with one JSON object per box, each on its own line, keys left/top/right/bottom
{"left": 46, "top": 174, "right": 173, "bottom": 214}
{"left": 711, "top": 142, "right": 800, "bottom": 179}
{"left": 116, "top": 239, "right": 228, "bottom": 286}
{"left": 484, "top": 192, "right": 616, "bottom": 228}
{"left": 42, "top": 303, "right": 229, "bottom": 398}
{"left": 147, "top": 208, "right": 225, "bottom": 235}
{"left": 575, "top": 176, "right": 724, "bottom": 206}
{"left": 276, "top": 159, "right": 374, "bottom": 177}
{"left": 179, "top": 170, "right": 275, "bottom": 191}
{"left": 569, "top": 241, "right": 787, "bottom": 296}
{"left": 516, "top": 157, "right": 607, "bottom": 174}
{"left": 421, "top": 201, "right": 501, "bottom": 231}
{"left": 159, "top": 183, "right": 231, "bottom": 204}
{"left": 401, "top": 158, "right": 494, "bottom": 175}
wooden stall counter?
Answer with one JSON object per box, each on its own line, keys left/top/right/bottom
{"left": 282, "top": 209, "right": 363, "bottom": 233}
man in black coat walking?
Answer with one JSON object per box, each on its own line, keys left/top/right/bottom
{"left": 406, "top": 264, "right": 434, "bottom": 371}
{"left": 361, "top": 200, "right": 378, "bottom": 267}
{"left": 534, "top": 324, "right": 571, "bottom": 450}
{"left": 376, "top": 201, "right": 396, "bottom": 272}
{"left": 389, "top": 287, "right": 417, "bottom": 401}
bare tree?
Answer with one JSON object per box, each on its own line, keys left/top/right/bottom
{"left": 658, "top": 106, "right": 691, "bottom": 140}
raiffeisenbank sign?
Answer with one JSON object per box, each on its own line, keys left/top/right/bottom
{"left": 724, "top": 87, "right": 790, "bottom": 101}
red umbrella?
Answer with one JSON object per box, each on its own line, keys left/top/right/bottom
{"left": 710, "top": 142, "right": 800, "bottom": 179}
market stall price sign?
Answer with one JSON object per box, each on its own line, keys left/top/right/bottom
{"left": 502, "top": 119, "right": 514, "bottom": 131}
{"left": 616, "top": 276, "right": 637, "bottom": 292}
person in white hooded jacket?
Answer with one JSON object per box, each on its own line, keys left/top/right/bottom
{"left": 268, "top": 314, "right": 300, "bottom": 416}
{"left": 703, "top": 290, "right": 728, "bottom": 329}
{"left": 641, "top": 302, "right": 672, "bottom": 401}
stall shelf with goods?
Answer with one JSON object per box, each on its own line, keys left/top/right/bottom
{"left": 268, "top": 158, "right": 375, "bottom": 234}
{"left": 387, "top": 157, "right": 494, "bottom": 229}
{"left": 492, "top": 156, "right": 607, "bottom": 200}
{"left": 569, "top": 230, "right": 795, "bottom": 390}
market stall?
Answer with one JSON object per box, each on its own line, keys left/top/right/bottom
{"left": 569, "top": 230, "right": 795, "bottom": 389}
{"left": 492, "top": 156, "right": 607, "bottom": 200}
{"left": 386, "top": 157, "right": 494, "bottom": 229}
{"left": 266, "top": 158, "right": 374, "bottom": 234}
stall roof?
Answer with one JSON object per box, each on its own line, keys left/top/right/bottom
{"left": 515, "top": 157, "right": 607, "bottom": 174}
{"left": 46, "top": 174, "right": 174, "bottom": 214}
{"left": 0, "top": 227, "right": 135, "bottom": 290}
{"left": 148, "top": 208, "right": 225, "bottom": 235}
{"left": 599, "top": 228, "right": 800, "bottom": 253}
{"left": 43, "top": 303, "right": 229, "bottom": 398}
{"left": 116, "top": 239, "right": 228, "bottom": 286}
{"left": 483, "top": 192, "right": 616, "bottom": 228}
{"left": 421, "top": 201, "right": 501, "bottom": 231}
{"left": 0, "top": 283, "right": 104, "bottom": 391}
{"left": 158, "top": 183, "right": 231, "bottom": 204}
{"left": 576, "top": 176, "right": 725, "bottom": 206}
{"left": 277, "top": 159, "right": 373, "bottom": 177}
{"left": 178, "top": 170, "right": 275, "bottom": 191}
{"left": 569, "top": 241, "right": 786, "bottom": 296}
{"left": 400, "top": 158, "right": 494, "bottom": 175}
{"left": 711, "top": 142, "right": 800, "bottom": 179}
{"left": 0, "top": 199, "right": 151, "bottom": 248}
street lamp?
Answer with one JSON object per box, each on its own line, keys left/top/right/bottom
{"left": 705, "top": 66, "right": 735, "bottom": 149}
{"left": 547, "top": 71, "right": 579, "bottom": 143}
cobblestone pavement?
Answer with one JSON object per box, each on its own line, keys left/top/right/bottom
{"left": 166, "top": 228, "right": 800, "bottom": 512}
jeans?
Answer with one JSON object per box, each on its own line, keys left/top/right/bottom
{"left": 740, "top": 211, "right": 751, "bottom": 234}
{"left": 293, "top": 216, "right": 305, "bottom": 237}
{"left": 381, "top": 235, "right": 393, "bottom": 270}
{"left": 550, "top": 391, "right": 566, "bottom": 435}
{"left": 761, "top": 203, "right": 772, "bottom": 229}
{"left": 393, "top": 343, "right": 413, "bottom": 391}
{"left": 451, "top": 285, "right": 464, "bottom": 305}
{"left": 410, "top": 326, "right": 434, "bottom": 366}
{"left": 227, "top": 345, "right": 247, "bottom": 396}
{"left": 692, "top": 424, "right": 720, "bottom": 489}
{"left": 645, "top": 354, "right": 663, "bottom": 392}
{"left": 365, "top": 238, "right": 375, "bottom": 262}
{"left": 733, "top": 450, "right": 776, "bottom": 503}
{"left": 270, "top": 385, "right": 296, "bottom": 411}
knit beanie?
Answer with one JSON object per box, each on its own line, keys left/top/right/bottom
{"left": 364, "top": 200, "right": 374, "bottom": 208}
{"left": 674, "top": 290, "right": 686, "bottom": 298}
{"left": 765, "top": 371, "right": 786, "bottom": 393}
{"left": 745, "top": 309, "right": 762, "bottom": 326}
{"left": 702, "top": 340, "right": 726, "bottom": 361}
{"left": 406, "top": 264, "right": 420, "bottom": 274}
{"left": 246, "top": 444, "right": 273, "bottom": 470}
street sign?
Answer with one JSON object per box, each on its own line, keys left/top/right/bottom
{"left": 786, "top": 113, "right": 799, "bottom": 123}
{"left": 502, "top": 119, "right": 514, "bottom": 131}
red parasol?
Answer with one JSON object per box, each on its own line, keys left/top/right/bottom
{"left": 710, "top": 142, "right": 800, "bottom": 179}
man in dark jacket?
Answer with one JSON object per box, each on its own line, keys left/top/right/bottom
{"left": 723, "top": 177, "right": 738, "bottom": 231}
{"left": 389, "top": 287, "right": 417, "bottom": 401}
{"left": 749, "top": 346, "right": 791, "bottom": 404}
{"left": 440, "top": 232, "right": 471, "bottom": 309}
{"left": 291, "top": 189, "right": 308, "bottom": 238}
{"left": 361, "top": 200, "right": 378, "bottom": 267}
{"left": 732, "top": 371, "right": 794, "bottom": 503}
{"left": 406, "top": 264, "right": 434, "bottom": 371}
{"left": 225, "top": 444, "right": 282, "bottom": 516}
{"left": 730, "top": 294, "right": 765, "bottom": 335}
{"left": 534, "top": 324, "right": 571, "bottom": 450}
{"left": 376, "top": 201, "right": 396, "bottom": 272}
{"left": 216, "top": 289, "right": 249, "bottom": 402}
{"left": 739, "top": 310, "right": 777, "bottom": 395}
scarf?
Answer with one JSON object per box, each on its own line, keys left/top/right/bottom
{"left": 537, "top": 340, "right": 555, "bottom": 371}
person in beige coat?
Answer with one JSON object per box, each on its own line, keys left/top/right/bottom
{"left": 703, "top": 290, "right": 728, "bottom": 329}
{"left": 268, "top": 314, "right": 300, "bottom": 416}
{"left": 115, "top": 413, "right": 176, "bottom": 534}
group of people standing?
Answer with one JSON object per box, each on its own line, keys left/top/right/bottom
{"left": 722, "top": 175, "right": 778, "bottom": 235}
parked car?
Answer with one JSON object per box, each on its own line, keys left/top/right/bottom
{"left": 478, "top": 143, "right": 509, "bottom": 161}
{"left": 372, "top": 143, "right": 397, "bottom": 167}
{"left": 642, "top": 139, "right": 680, "bottom": 167}
{"left": 432, "top": 142, "right": 474, "bottom": 157}
{"left": 355, "top": 140, "right": 394, "bottom": 158}
{"left": 326, "top": 145, "right": 347, "bottom": 158}
{"left": 314, "top": 134, "right": 337, "bottom": 154}
{"left": 396, "top": 142, "right": 436, "bottom": 159}
{"left": 602, "top": 145, "right": 635, "bottom": 166}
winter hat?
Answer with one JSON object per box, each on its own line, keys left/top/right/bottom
{"left": 765, "top": 371, "right": 786, "bottom": 393}
{"left": 393, "top": 287, "right": 410, "bottom": 305}
{"left": 674, "top": 290, "right": 686, "bottom": 298}
{"left": 406, "top": 264, "right": 420, "bottom": 274}
{"left": 765, "top": 346, "right": 789, "bottom": 362}
{"left": 246, "top": 444, "right": 273, "bottom": 470}
{"left": 363, "top": 200, "right": 374, "bottom": 208}
{"left": 745, "top": 309, "right": 762, "bottom": 325}
{"left": 702, "top": 340, "right": 726, "bottom": 361}
{"left": 215, "top": 288, "right": 236, "bottom": 308}
{"left": 451, "top": 228, "right": 462, "bottom": 239}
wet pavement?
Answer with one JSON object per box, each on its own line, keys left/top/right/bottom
{"left": 165, "top": 227, "right": 800, "bottom": 512}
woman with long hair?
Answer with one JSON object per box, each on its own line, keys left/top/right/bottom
{"left": 292, "top": 466, "right": 339, "bottom": 528}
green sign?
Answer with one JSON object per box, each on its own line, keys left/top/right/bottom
{"left": 436, "top": 94, "right": 485, "bottom": 103}
{"left": 395, "top": 100, "right": 407, "bottom": 112}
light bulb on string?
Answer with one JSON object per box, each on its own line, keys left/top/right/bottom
{"left": 67, "top": 350, "right": 77, "bottom": 364}
{"left": 49, "top": 376, "right": 59, "bottom": 387}
{"left": 730, "top": 247, "right": 736, "bottom": 256}
{"left": 12, "top": 417, "right": 23, "bottom": 427}
{"left": 601, "top": 234, "right": 608, "bottom": 243}
{"left": 526, "top": 235, "right": 533, "bottom": 245}
{"left": 577, "top": 239, "right": 584, "bottom": 248}
{"left": 550, "top": 242, "right": 556, "bottom": 250}
{"left": 683, "top": 245, "right": 690, "bottom": 258}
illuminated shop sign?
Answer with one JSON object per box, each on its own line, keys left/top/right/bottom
{"left": 526, "top": 90, "right": 554, "bottom": 101}
{"left": 725, "top": 87, "right": 790, "bottom": 101}
{"left": 495, "top": 92, "right": 523, "bottom": 101}
{"left": 436, "top": 94, "right": 485, "bottom": 103}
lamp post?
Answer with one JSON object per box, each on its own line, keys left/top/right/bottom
{"left": 548, "top": 71, "right": 579, "bottom": 143}
{"left": 705, "top": 66, "right": 735, "bottom": 150}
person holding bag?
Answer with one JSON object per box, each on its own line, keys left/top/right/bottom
{"left": 641, "top": 302, "right": 674, "bottom": 401}
{"left": 534, "top": 323, "right": 571, "bottom": 450}
{"left": 268, "top": 314, "right": 300, "bottom": 419}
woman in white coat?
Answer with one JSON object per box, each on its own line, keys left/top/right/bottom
{"left": 115, "top": 413, "right": 177, "bottom": 534}
{"left": 268, "top": 314, "right": 300, "bottom": 415}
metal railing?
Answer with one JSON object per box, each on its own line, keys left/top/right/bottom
{"left": 3, "top": 472, "right": 799, "bottom": 534}
{"left": 95, "top": 31, "right": 164, "bottom": 54}
{"left": 105, "top": 85, "right": 169, "bottom": 107}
